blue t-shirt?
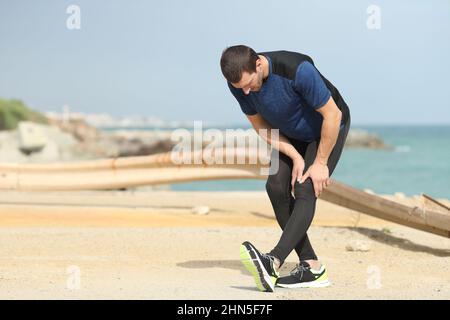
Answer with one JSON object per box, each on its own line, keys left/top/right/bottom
{"left": 228, "top": 52, "right": 345, "bottom": 142}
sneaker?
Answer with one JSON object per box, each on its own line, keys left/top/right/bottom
{"left": 276, "top": 261, "right": 330, "bottom": 288}
{"left": 239, "top": 241, "right": 280, "bottom": 292}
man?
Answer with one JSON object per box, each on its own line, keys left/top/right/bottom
{"left": 220, "top": 45, "right": 351, "bottom": 292}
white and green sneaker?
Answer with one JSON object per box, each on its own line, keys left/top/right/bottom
{"left": 239, "top": 241, "right": 280, "bottom": 292}
{"left": 276, "top": 261, "right": 330, "bottom": 288}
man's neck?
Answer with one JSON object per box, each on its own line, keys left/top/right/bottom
{"left": 258, "top": 55, "right": 270, "bottom": 80}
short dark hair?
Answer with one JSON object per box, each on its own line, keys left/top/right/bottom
{"left": 220, "top": 45, "right": 259, "bottom": 83}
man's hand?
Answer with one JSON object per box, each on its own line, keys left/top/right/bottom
{"left": 291, "top": 156, "right": 305, "bottom": 191}
{"left": 300, "top": 162, "right": 331, "bottom": 197}
{"left": 299, "top": 95, "right": 341, "bottom": 197}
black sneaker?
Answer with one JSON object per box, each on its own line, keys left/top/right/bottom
{"left": 276, "top": 261, "right": 330, "bottom": 288}
{"left": 239, "top": 241, "right": 280, "bottom": 292}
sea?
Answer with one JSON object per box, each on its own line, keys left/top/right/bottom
{"left": 103, "top": 125, "right": 450, "bottom": 199}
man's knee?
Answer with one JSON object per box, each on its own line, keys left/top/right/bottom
{"left": 293, "top": 179, "right": 315, "bottom": 199}
{"left": 265, "top": 175, "right": 288, "bottom": 199}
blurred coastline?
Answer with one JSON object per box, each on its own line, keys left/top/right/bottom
{"left": 0, "top": 101, "right": 448, "bottom": 198}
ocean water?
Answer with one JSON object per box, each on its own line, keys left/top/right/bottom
{"left": 104, "top": 125, "right": 449, "bottom": 198}
{"left": 168, "top": 125, "right": 450, "bottom": 199}
{"left": 332, "top": 125, "right": 450, "bottom": 198}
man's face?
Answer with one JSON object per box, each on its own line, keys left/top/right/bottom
{"left": 231, "top": 60, "right": 264, "bottom": 95}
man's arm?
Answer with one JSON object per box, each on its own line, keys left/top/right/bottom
{"left": 300, "top": 95, "right": 342, "bottom": 197}
{"left": 292, "top": 61, "right": 343, "bottom": 196}
{"left": 246, "top": 113, "right": 300, "bottom": 160}
{"left": 314, "top": 96, "right": 342, "bottom": 165}
{"left": 246, "top": 113, "right": 306, "bottom": 189}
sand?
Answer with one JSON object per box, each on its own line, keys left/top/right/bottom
{"left": 0, "top": 190, "right": 449, "bottom": 299}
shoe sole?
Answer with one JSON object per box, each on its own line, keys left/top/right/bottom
{"left": 276, "top": 279, "right": 331, "bottom": 288}
{"left": 239, "top": 243, "right": 275, "bottom": 292}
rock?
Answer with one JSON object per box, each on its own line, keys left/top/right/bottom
{"left": 0, "top": 123, "right": 78, "bottom": 163}
{"left": 120, "top": 128, "right": 392, "bottom": 153}
{"left": 345, "top": 240, "right": 371, "bottom": 252}
{"left": 394, "top": 192, "right": 406, "bottom": 200}
{"left": 191, "top": 206, "right": 210, "bottom": 215}
{"left": 364, "top": 189, "right": 376, "bottom": 195}
{"left": 1, "top": 117, "right": 395, "bottom": 164}
{"left": 345, "top": 129, "right": 392, "bottom": 150}
{"left": 111, "top": 135, "right": 175, "bottom": 157}
{"left": 17, "top": 121, "right": 48, "bottom": 155}
{"left": 47, "top": 117, "right": 100, "bottom": 142}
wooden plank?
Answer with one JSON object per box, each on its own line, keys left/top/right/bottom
{"left": 320, "top": 181, "right": 450, "bottom": 238}
{"left": 422, "top": 193, "right": 450, "bottom": 213}
{"left": 0, "top": 149, "right": 449, "bottom": 238}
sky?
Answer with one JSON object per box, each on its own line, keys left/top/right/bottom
{"left": 1, "top": 0, "right": 449, "bottom": 126}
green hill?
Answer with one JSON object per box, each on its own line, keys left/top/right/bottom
{"left": 0, "top": 98, "right": 48, "bottom": 130}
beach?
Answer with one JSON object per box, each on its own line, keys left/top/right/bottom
{"left": 2, "top": 0, "right": 449, "bottom": 303}
{"left": 1, "top": 190, "right": 449, "bottom": 299}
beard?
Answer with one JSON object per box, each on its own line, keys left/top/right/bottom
{"left": 252, "top": 70, "right": 264, "bottom": 91}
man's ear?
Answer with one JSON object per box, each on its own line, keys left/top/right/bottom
{"left": 255, "top": 57, "right": 262, "bottom": 69}
{"left": 256, "top": 64, "right": 263, "bottom": 75}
